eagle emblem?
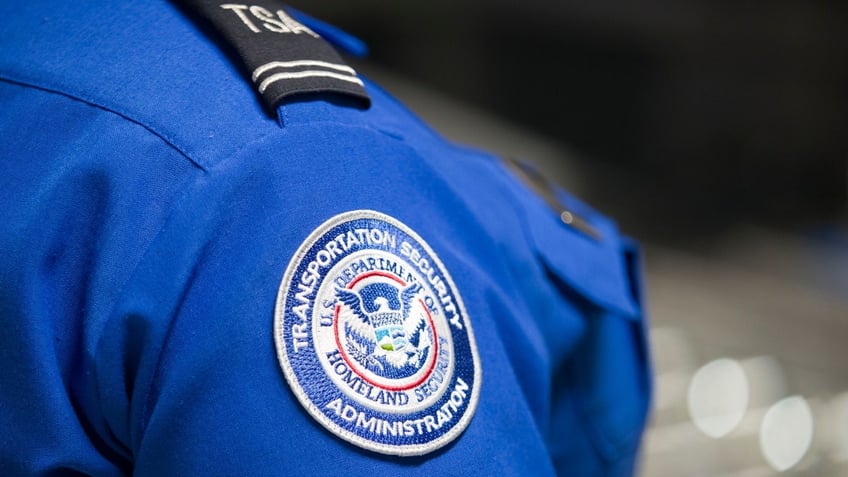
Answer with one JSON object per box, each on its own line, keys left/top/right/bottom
{"left": 335, "top": 282, "right": 432, "bottom": 378}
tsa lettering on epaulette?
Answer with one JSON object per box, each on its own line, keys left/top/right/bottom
{"left": 176, "top": 0, "right": 370, "bottom": 110}
{"left": 274, "top": 210, "right": 481, "bottom": 456}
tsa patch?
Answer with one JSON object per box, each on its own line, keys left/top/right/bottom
{"left": 275, "top": 210, "right": 481, "bottom": 456}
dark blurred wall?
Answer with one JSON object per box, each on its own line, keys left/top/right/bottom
{"left": 294, "top": 0, "right": 848, "bottom": 239}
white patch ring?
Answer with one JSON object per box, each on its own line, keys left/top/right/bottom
{"left": 274, "top": 209, "right": 482, "bottom": 456}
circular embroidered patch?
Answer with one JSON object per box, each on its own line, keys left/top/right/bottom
{"left": 274, "top": 210, "right": 481, "bottom": 456}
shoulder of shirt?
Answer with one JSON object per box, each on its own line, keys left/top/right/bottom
{"left": 0, "top": 0, "right": 442, "bottom": 172}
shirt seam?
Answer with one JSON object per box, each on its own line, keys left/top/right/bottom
{"left": 0, "top": 74, "right": 209, "bottom": 173}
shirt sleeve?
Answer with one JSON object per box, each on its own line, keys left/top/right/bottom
{"left": 0, "top": 79, "right": 204, "bottom": 475}
{"left": 99, "top": 124, "right": 562, "bottom": 476}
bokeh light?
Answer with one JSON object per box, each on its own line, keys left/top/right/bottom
{"left": 687, "top": 358, "right": 749, "bottom": 438}
{"left": 759, "top": 396, "right": 814, "bottom": 472}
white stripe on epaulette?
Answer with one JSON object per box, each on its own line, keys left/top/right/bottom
{"left": 252, "top": 60, "right": 357, "bottom": 81}
{"left": 257, "top": 70, "right": 364, "bottom": 93}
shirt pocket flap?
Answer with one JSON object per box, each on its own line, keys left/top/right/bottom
{"left": 502, "top": 161, "right": 651, "bottom": 464}
{"left": 522, "top": 190, "right": 641, "bottom": 321}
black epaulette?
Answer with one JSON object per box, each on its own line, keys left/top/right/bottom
{"left": 174, "top": 0, "right": 370, "bottom": 111}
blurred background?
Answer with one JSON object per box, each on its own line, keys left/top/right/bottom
{"left": 294, "top": 1, "right": 848, "bottom": 475}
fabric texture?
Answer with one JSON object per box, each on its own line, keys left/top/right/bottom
{"left": 0, "top": 1, "right": 651, "bottom": 475}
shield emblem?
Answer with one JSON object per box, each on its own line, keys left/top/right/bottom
{"left": 373, "top": 312, "right": 408, "bottom": 351}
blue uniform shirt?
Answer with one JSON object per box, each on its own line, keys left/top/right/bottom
{"left": 0, "top": 1, "right": 650, "bottom": 475}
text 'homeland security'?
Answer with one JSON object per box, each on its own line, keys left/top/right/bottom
{"left": 326, "top": 350, "right": 410, "bottom": 406}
